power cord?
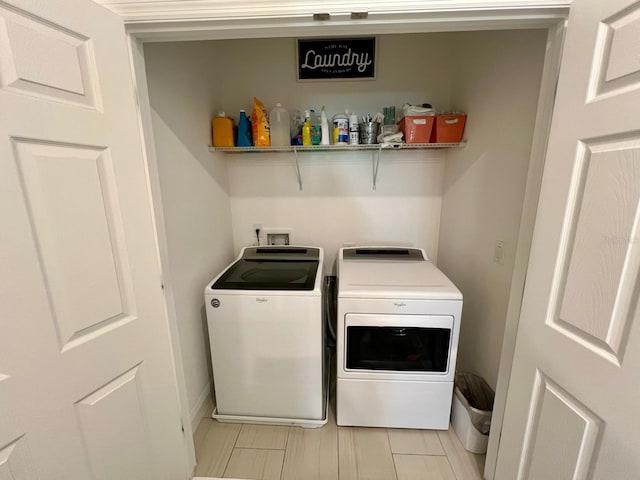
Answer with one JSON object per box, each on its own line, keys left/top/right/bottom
{"left": 324, "top": 276, "right": 337, "bottom": 346}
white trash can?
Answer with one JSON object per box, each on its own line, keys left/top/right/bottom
{"left": 451, "top": 373, "right": 494, "bottom": 454}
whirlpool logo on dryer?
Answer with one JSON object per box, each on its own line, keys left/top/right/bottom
{"left": 256, "top": 297, "right": 268, "bottom": 303}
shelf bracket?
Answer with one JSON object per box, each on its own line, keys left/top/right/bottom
{"left": 292, "top": 148, "right": 303, "bottom": 190}
{"left": 372, "top": 146, "right": 382, "bottom": 190}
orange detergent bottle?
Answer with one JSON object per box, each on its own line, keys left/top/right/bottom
{"left": 212, "top": 112, "right": 236, "bottom": 147}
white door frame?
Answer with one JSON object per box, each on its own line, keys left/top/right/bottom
{"left": 482, "top": 18, "right": 566, "bottom": 480}
{"left": 117, "top": 4, "right": 569, "bottom": 478}
{"left": 124, "top": 36, "right": 198, "bottom": 472}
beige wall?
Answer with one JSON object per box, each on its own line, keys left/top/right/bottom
{"left": 438, "top": 29, "right": 547, "bottom": 389}
{"left": 144, "top": 42, "right": 234, "bottom": 422}
{"left": 213, "top": 33, "right": 455, "bottom": 269}
{"left": 226, "top": 150, "right": 447, "bottom": 271}
{"left": 211, "top": 34, "right": 454, "bottom": 120}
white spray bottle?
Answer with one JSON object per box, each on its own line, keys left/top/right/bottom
{"left": 349, "top": 111, "right": 359, "bottom": 145}
{"left": 320, "top": 106, "right": 330, "bottom": 145}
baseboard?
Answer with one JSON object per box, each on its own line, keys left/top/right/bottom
{"left": 190, "top": 382, "right": 214, "bottom": 431}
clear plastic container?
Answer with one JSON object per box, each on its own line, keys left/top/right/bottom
{"left": 290, "top": 110, "right": 302, "bottom": 145}
{"left": 269, "top": 103, "right": 290, "bottom": 147}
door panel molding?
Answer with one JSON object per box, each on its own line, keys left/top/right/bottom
{"left": 12, "top": 138, "right": 138, "bottom": 353}
{"left": 518, "top": 370, "right": 602, "bottom": 480}
{"left": 0, "top": 434, "right": 37, "bottom": 479}
{"left": 587, "top": 1, "right": 640, "bottom": 102}
{"left": 547, "top": 133, "right": 640, "bottom": 366}
{"left": 75, "top": 363, "right": 153, "bottom": 479}
{"left": 0, "top": 2, "right": 102, "bottom": 110}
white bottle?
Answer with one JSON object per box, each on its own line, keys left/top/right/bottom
{"left": 332, "top": 111, "right": 349, "bottom": 145}
{"left": 349, "top": 112, "right": 359, "bottom": 145}
{"left": 320, "top": 106, "right": 330, "bottom": 145}
{"left": 269, "top": 103, "right": 291, "bottom": 147}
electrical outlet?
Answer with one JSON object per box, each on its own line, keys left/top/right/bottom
{"left": 252, "top": 223, "right": 262, "bottom": 245}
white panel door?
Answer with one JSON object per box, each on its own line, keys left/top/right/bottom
{"left": 0, "top": 0, "right": 188, "bottom": 478}
{"left": 496, "top": 0, "right": 640, "bottom": 478}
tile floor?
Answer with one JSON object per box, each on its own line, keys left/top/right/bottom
{"left": 193, "top": 406, "right": 485, "bottom": 480}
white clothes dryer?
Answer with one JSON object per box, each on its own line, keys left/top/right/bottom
{"left": 336, "top": 247, "right": 462, "bottom": 429}
{"left": 205, "top": 246, "right": 326, "bottom": 427}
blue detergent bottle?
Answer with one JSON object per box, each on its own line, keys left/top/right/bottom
{"left": 237, "top": 109, "right": 252, "bottom": 147}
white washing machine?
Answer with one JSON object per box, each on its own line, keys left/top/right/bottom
{"left": 336, "top": 247, "right": 462, "bottom": 429}
{"left": 205, "top": 246, "right": 326, "bottom": 427}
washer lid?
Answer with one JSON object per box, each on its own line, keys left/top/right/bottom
{"left": 242, "top": 246, "right": 320, "bottom": 261}
{"left": 342, "top": 247, "right": 425, "bottom": 261}
{"left": 212, "top": 246, "right": 320, "bottom": 291}
{"left": 339, "top": 248, "right": 461, "bottom": 300}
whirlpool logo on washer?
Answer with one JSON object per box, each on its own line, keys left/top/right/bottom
{"left": 393, "top": 302, "right": 407, "bottom": 308}
{"left": 256, "top": 297, "right": 268, "bottom": 303}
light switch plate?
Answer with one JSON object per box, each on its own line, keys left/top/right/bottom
{"left": 494, "top": 240, "right": 505, "bottom": 264}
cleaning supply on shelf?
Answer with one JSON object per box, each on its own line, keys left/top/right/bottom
{"left": 320, "top": 107, "right": 330, "bottom": 145}
{"left": 381, "top": 106, "right": 399, "bottom": 137}
{"left": 269, "top": 103, "right": 290, "bottom": 147}
{"left": 402, "top": 103, "right": 435, "bottom": 117}
{"left": 378, "top": 131, "right": 404, "bottom": 145}
{"left": 310, "top": 109, "right": 321, "bottom": 145}
{"left": 251, "top": 96, "right": 270, "bottom": 146}
{"left": 383, "top": 106, "right": 396, "bottom": 126}
{"left": 332, "top": 111, "right": 349, "bottom": 145}
{"left": 302, "top": 110, "right": 312, "bottom": 146}
{"left": 348, "top": 112, "right": 359, "bottom": 145}
{"left": 290, "top": 110, "right": 303, "bottom": 145}
{"left": 237, "top": 109, "right": 252, "bottom": 147}
{"left": 212, "top": 112, "right": 236, "bottom": 147}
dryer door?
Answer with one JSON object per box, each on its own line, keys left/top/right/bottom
{"left": 343, "top": 314, "right": 454, "bottom": 381}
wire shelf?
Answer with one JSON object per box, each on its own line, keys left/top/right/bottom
{"left": 208, "top": 142, "right": 465, "bottom": 154}
{"left": 208, "top": 141, "right": 466, "bottom": 190}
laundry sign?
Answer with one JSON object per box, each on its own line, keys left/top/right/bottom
{"left": 297, "top": 37, "right": 376, "bottom": 80}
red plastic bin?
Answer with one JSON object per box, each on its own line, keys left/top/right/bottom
{"left": 430, "top": 113, "right": 467, "bottom": 143}
{"left": 398, "top": 115, "right": 435, "bottom": 144}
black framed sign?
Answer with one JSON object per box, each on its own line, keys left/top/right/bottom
{"left": 297, "top": 37, "right": 376, "bottom": 81}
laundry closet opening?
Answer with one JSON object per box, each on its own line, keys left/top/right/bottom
{"left": 140, "top": 26, "right": 549, "bottom": 465}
